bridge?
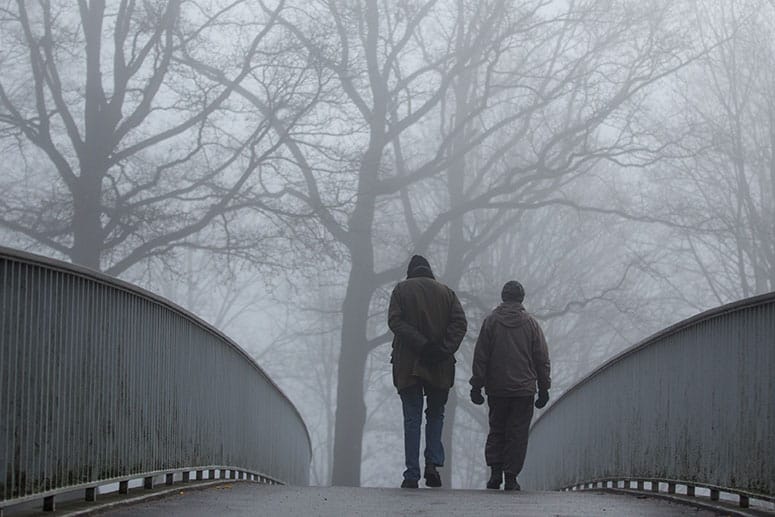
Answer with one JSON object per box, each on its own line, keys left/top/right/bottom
{"left": 1, "top": 247, "right": 773, "bottom": 516}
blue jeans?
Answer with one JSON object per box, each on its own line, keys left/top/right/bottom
{"left": 399, "top": 383, "right": 449, "bottom": 481}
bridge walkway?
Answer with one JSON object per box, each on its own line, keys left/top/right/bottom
{"left": 98, "top": 483, "right": 736, "bottom": 517}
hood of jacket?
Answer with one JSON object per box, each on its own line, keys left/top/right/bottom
{"left": 491, "top": 302, "right": 530, "bottom": 328}
{"left": 407, "top": 254, "right": 435, "bottom": 279}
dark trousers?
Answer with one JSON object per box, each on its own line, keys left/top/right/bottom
{"left": 485, "top": 395, "right": 534, "bottom": 475}
{"left": 399, "top": 383, "right": 449, "bottom": 481}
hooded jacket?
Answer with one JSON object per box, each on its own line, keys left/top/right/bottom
{"left": 470, "top": 302, "right": 550, "bottom": 397}
{"left": 388, "top": 271, "right": 467, "bottom": 392}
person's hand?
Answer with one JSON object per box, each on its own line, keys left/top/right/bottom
{"left": 535, "top": 389, "right": 549, "bottom": 409}
{"left": 470, "top": 387, "right": 485, "bottom": 405}
{"left": 420, "top": 341, "right": 449, "bottom": 366}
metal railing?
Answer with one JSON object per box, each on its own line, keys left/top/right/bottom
{"left": 521, "top": 292, "right": 775, "bottom": 508}
{"left": 0, "top": 247, "right": 311, "bottom": 512}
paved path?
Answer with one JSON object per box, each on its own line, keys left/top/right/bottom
{"left": 103, "top": 483, "right": 721, "bottom": 516}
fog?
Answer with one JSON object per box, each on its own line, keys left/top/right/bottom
{"left": 1, "top": 0, "right": 773, "bottom": 488}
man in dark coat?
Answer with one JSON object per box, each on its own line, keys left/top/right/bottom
{"left": 469, "top": 280, "right": 551, "bottom": 491}
{"left": 388, "top": 255, "right": 468, "bottom": 489}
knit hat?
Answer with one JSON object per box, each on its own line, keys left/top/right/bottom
{"left": 501, "top": 280, "right": 525, "bottom": 302}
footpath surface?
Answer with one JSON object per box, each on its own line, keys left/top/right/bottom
{"left": 102, "top": 483, "right": 722, "bottom": 517}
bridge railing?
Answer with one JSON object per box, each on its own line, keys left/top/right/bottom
{"left": 521, "top": 292, "right": 775, "bottom": 508}
{"left": 0, "top": 247, "right": 311, "bottom": 512}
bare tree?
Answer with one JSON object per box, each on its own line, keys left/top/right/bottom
{"left": 378, "top": 0, "right": 697, "bottom": 485}
{"left": 173, "top": 0, "right": 697, "bottom": 486}
{"left": 243, "top": 0, "right": 695, "bottom": 486}
{"left": 259, "top": 0, "right": 520, "bottom": 486}
{"left": 0, "top": 0, "right": 312, "bottom": 275}
{"left": 649, "top": 0, "right": 775, "bottom": 301}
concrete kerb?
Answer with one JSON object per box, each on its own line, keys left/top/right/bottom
{"left": 41, "top": 477, "right": 275, "bottom": 517}
{"left": 591, "top": 488, "right": 775, "bottom": 517}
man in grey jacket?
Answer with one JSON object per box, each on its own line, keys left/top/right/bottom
{"left": 469, "top": 280, "right": 551, "bottom": 491}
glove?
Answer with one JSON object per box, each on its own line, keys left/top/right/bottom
{"left": 420, "top": 341, "right": 450, "bottom": 366}
{"left": 470, "top": 387, "right": 484, "bottom": 405}
{"left": 535, "top": 389, "right": 549, "bottom": 409}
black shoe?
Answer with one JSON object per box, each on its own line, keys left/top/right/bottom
{"left": 486, "top": 465, "right": 503, "bottom": 490}
{"left": 424, "top": 465, "right": 442, "bottom": 488}
{"left": 504, "top": 473, "right": 520, "bottom": 491}
{"left": 401, "top": 479, "right": 418, "bottom": 489}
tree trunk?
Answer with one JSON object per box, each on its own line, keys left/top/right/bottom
{"left": 330, "top": 307, "right": 369, "bottom": 485}
{"left": 70, "top": 1, "right": 107, "bottom": 271}
{"left": 331, "top": 186, "right": 377, "bottom": 485}
{"left": 438, "top": 48, "right": 475, "bottom": 487}
{"left": 70, "top": 179, "right": 103, "bottom": 270}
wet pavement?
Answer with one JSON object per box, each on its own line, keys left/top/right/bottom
{"left": 103, "top": 483, "right": 722, "bottom": 516}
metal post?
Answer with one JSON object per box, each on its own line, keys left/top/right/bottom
{"left": 668, "top": 482, "right": 675, "bottom": 494}
{"left": 166, "top": 473, "right": 174, "bottom": 485}
{"left": 119, "top": 480, "right": 129, "bottom": 494}
{"left": 739, "top": 495, "right": 749, "bottom": 508}
{"left": 43, "top": 496, "right": 55, "bottom": 512}
{"left": 637, "top": 480, "right": 644, "bottom": 491}
{"left": 209, "top": 469, "right": 216, "bottom": 480}
{"left": 196, "top": 470, "right": 203, "bottom": 481}
{"left": 182, "top": 471, "right": 190, "bottom": 483}
{"left": 686, "top": 485, "right": 695, "bottom": 497}
{"left": 710, "top": 489, "right": 719, "bottom": 501}
{"left": 85, "top": 487, "right": 97, "bottom": 502}
{"left": 144, "top": 476, "right": 154, "bottom": 489}
{"left": 651, "top": 481, "right": 659, "bottom": 492}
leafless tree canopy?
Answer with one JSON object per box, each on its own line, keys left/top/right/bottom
{"left": 1, "top": 0, "right": 772, "bottom": 488}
